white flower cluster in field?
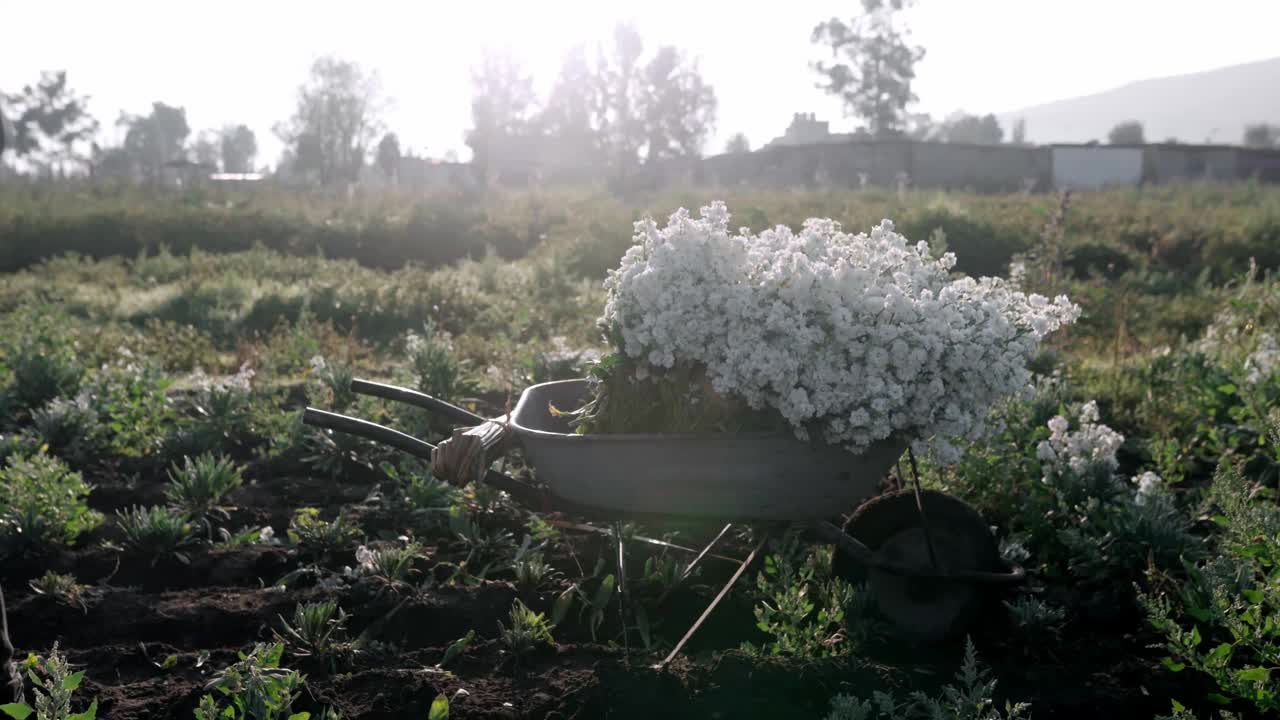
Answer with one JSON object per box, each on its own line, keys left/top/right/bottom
{"left": 189, "top": 361, "right": 256, "bottom": 396}
{"left": 1036, "top": 400, "right": 1166, "bottom": 502}
{"left": 1036, "top": 401, "right": 1124, "bottom": 482}
{"left": 600, "top": 202, "right": 1080, "bottom": 461}
{"left": 1133, "top": 470, "right": 1164, "bottom": 505}
{"left": 1245, "top": 333, "right": 1280, "bottom": 385}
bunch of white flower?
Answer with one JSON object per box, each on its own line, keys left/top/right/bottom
{"left": 1132, "top": 471, "right": 1164, "bottom": 506}
{"left": 1245, "top": 332, "right": 1280, "bottom": 385}
{"left": 1036, "top": 401, "right": 1124, "bottom": 484}
{"left": 600, "top": 202, "right": 1080, "bottom": 461}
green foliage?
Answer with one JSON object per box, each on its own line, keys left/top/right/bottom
{"left": 273, "top": 600, "right": 351, "bottom": 663}
{"left": 2, "top": 329, "right": 84, "bottom": 412}
{"left": 114, "top": 505, "right": 197, "bottom": 563}
{"left": 498, "top": 599, "right": 555, "bottom": 658}
{"left": 286, "top": 508, "right": 361, "bottom": 560}
{"left": 0, "top": 453, "right": 102, "bottom": 557}
{"left": 28, "top": 572, "right": 89, "bottom": 612}
{"left": 748, "top": 534, "right": 877, "bottom": 658}
{"left": 195, "top": 643, "right": 309, "bottom": 720}
{"left": 1, "top": 642, "right": 98, "bottom": 720}
{"left": 824, "top": 638, "right": 1030, "bottom": 720}
{"left": 30, "top": 396, "right": 100, "bottom": 462}
{"left": 164, "top": 453, "right": 245, "bottom": 531}
{"left": 1141, "top": 462, "right": 1280, "bottom": 714}
{"left": 351, "top": 542, "right": 423, "bottom": 592}
{"left": 77, "top": 357, "right": 174, "bottom": 457}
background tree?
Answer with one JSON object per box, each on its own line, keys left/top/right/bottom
{"left": 189, "top": 130, "right": 220, "bottom": 169}
{"left": 118, "top": 102, "right": 190, "bottom": 182}
{"left": 594, "top": 24, "right": 648, "bottom": 173}
{"left": 375, "top": 132, "right": 401, "bottom": 180}
{"left": 1108, "top": 120, "right": 1145, "bottom": 145}
{"left": 937, "top": 112, "right": 1004, "bottom": 144}
{"left": 275, "top": 56, "right": 386, "bottom": 185}
{"left": 638, "top": 45, "right": 717, "bottom": 162}
{"left": 540, "top": 44, "right": 604, "bottom": 157}
{"left": 464, "top": 48, "right": 536, "bottom": 183}
{"left": 724, "top": 132, "right": 751, "bottom": 154}
{"left": 812, "top": 0, "right": 925, "bottom": 138}
{"left": 219, "top": 124, "right": 257, "bottom": 173}
{"left": 3, "top": 70, "right": 99, "bottom": 174}
{"left": 1243, "top": 123, "right": 1279, "bottom": 149}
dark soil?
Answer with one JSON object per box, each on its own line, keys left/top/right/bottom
{"left": 0, "top": 455, "right": 1226, "bottom": 720}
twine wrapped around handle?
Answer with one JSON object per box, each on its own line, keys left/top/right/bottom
{"left": 431, "top": 416, "right": 513, "bottom": 487}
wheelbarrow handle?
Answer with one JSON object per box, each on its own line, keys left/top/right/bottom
{"left": 349, "top": 378, "right": 487, "bottom": 426}
{"left": 301, "top": 406, "right": 538, "bottom": 505}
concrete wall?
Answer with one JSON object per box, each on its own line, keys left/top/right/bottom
{"left": 1143, "top": 145, "right": 1239, "bottom": 183}
{"left": 1051, "top": 147, "right": 1144, "bottom": 190}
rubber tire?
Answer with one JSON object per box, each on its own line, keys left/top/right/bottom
{"left": 831, "top": 489, "right": 1002, "bottom": 642}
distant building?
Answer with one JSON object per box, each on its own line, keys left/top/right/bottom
{"left": 764, "top": 113, "right": 859, "bottom": 149}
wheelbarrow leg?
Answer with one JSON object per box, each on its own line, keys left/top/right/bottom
{"left": 656, "top": 528, "right": 773, "bottom": 669}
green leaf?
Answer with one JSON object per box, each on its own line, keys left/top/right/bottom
{"left": 1208, "top": 693, "right": 1232, "bottom": 705}
{"left": 1217, "top": 383, "right": 1238, "bottom": 395}
{"left": 63, "top": 670, "right": 85, "bottom": 690}
{"left": 1243, "top": 589, "right": 1264, "bottom": 604}
{"left": 1235, "top": 666, "right": 1271, "bottom": 683}
{"left": 429, "top": 694, "right": 450, "bottom": 720}
{"left": 0, "top": 704, "right": 34, "bottom": 720}
{"left": 1189, "top": 626, "right": 1202, "bottom": 648}
{"left": 1161, "top": 657, "right": 1186, "bottom": 672}
{"left": 550, "top": 585, "right": 576, "bottom": 627}
{"left": 593, "top": 574, "right": 616, "bottom": 609}
{"left": 67, "top": 700, "right": 98, "bottom": 720}
{"left": 287, "top": 714, "right": 311, "bottom": 720}
{"left": 1209, "top": 643, "right": 1233, "bottom": 663}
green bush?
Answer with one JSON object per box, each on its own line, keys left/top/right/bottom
{"left": 0, "top": 453, "right": 102, "bottom": 557}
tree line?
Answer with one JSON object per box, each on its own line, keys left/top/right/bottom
{"left": 3, "top": 1, "right": 1278, "bottom": 184}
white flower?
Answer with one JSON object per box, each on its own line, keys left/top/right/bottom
{"left": 1133, "top": 471, "right": 1163, "bottom": 505}
{"left": 599, "top": 202, "right": 1079, "bottom": 460}
{"left": 1038, "top": 401, "right": 1124, "bottom": 485}
{"left": 355, "top": 545, "right": 375, "bottom": 573}
{"left": 258, "top": 526, "right": 276, "bottom": 543}
{"left": 309, "top": 355, "right": 328, "bottom": 374}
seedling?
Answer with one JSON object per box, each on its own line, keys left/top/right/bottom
{"left": 351, "top": 543, "right": 423, "bottom": 594}
{"left": 273, "top": 600, "right": 350, "bottom": 663}
{"left": 114, "top": 505, "right": 197, "bottom": 564}
{"left": 28, "top": 572, "right": 89, "bottom": 613}
{"left": 498, "top": 600, "right": 554, "bottom": 659}
{"left": 510, "top": 536, "right": 557, "bottom": 591}
{"left": 286, "top": 508, "right": 361, "bottom": 560}
{"left": 164, "top": 452, "right": 244, "bottom": 535}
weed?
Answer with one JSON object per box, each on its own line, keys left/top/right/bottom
{"left": 1003, "top": 596, "right": 1067, "bottom": 642}
{"left": 286, "top": 508, "right": 361, "bottom": 561}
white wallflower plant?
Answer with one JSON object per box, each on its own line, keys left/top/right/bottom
{"left": 593, "top": 202, "right": 1080, "bottom": 463}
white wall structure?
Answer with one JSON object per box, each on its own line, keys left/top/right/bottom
{"left": 1051, "top": 146, "right": 1144, "bottom": 190}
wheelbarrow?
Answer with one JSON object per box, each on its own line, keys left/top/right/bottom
{"left": 302, "top": 377, "right": 1024, "bottom": 665}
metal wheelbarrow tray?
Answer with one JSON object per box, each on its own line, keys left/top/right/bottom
{"left": 302, "top": 375, "right": 1025, "bottom": 659}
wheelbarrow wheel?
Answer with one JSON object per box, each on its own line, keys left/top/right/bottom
{"left": 832, "top": 489, "right": 1002, "bottom": 643}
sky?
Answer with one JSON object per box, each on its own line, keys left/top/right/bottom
{"left": 5, "top": 0, "right": 1279, "bottom": 168}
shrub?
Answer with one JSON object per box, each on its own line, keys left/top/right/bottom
{"left": 3, "top": 331, "right": 84, "bottom": 412}
{"left": 30, "top": 395, "right": 101, "bottom": 462}
{"left": 0, "top": 453, "right": 101, "bottom": 558}
{"left": 1141, "top": 462, "right": 1280, "bottom": 714}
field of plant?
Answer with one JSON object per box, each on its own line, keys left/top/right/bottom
{"left": 2, "top": 183, "right": 1280, "bottom": 719}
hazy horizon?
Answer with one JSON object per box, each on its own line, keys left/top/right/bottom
{"left": 6, "top": 0, "right": 1279, "bottom": 167}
